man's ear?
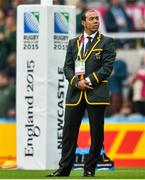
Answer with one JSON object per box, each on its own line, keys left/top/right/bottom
{"left": 82, "top": 20, "right": 85, "bottom": 26}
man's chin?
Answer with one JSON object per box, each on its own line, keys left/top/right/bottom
{"left": 91, "top": 29, "right": 98, "bottom": 33}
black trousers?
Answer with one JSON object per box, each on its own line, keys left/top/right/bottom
{"left": 59, "top": 93, "right": 106, "bottom": 175}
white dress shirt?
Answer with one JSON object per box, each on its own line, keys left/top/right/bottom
{"left": 84, "top": 31, "right": 98, "bottom": 86}
{"left": 83, "top": 31, "right": 98, "bottom": 55}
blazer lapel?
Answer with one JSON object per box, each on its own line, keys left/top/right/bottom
{"left": 85, "top": 32, "right": 101, "bottom": 62}
{"left": 76, "top": 32, "right": 101, "bottom": 62}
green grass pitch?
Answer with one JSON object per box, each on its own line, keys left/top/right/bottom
{"left": 0, "top": 168, "right": 145, "bottom": 179}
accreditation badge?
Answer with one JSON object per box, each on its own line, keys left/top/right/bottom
{"left": 75, "top": 59, "right": 85, "bottom": 76}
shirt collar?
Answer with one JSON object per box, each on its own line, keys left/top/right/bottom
{"left": 84, "top": 31, "right": 98, "bottom": 40}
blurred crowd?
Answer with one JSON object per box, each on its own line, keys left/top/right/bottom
{"left": 106, "top": 52, "right": 145, "bottom": 118}
{"left": 0, "top": 1, "right": 17, "bottom": 118}
{"left": 0, "top": 0, "right": 144, "bottom": 119}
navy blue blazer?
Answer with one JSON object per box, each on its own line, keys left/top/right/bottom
{"left": 64, "top": 32, "right": 116, "bottom": 106}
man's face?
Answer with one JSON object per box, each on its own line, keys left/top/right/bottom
{"left": 82, "top": 11, "right": 100, "bottom": 34}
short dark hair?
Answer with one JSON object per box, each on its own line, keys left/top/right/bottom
{"left": 81, "top": 9, "right": 88, "bottom": 21}
{"left": 81, "top": 9, "right": 98, "bottom": 21}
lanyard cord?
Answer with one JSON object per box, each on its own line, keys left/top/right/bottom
{"left": 77, "top": 36, "right": 84, "bottom": 61}
{"left": 76, "top": 36, "right": 85, "bottom": 80}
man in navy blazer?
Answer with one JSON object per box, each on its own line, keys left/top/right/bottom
{"left": 47, "top": 9, "right": 116, "bottom": 177}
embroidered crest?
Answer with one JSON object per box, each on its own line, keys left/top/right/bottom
{"left": 94, "top": 51, "right": 101, "bottom": 60}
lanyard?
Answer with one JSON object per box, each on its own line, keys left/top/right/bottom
{"left": 76, "top": 36, "right": 85, "bottom": 79}
{"left": 77, "top": 36, "right": 84, "bottom": 61}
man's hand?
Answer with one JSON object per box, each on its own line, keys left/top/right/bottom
{"left": 77, "top": 79, "right": 94, "bottom": 90}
